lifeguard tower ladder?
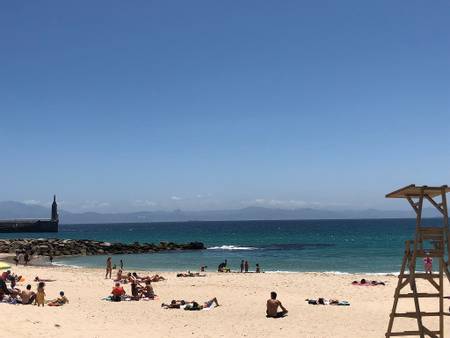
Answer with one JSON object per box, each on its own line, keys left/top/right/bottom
{"left": 386, "top": 185, "right": 450, "bottom": 338}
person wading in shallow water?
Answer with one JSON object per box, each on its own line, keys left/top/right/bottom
{"left": 105, "top": 257, "right": 112, "bottom": 279}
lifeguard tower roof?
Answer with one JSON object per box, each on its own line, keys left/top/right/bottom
{"left": 386, "top": 184, "right": 450, "bottom": 199}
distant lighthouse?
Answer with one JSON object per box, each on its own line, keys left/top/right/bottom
{"left": 51, "top": 195, "right": 58, "bottom": 221}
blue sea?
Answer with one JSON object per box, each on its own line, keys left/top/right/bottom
{"left": 0, "top": 218, "right": 437, "bottom": 273}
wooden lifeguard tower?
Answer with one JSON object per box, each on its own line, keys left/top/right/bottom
{"left": 386, "top": 185, "right": 450, "bottom": 338}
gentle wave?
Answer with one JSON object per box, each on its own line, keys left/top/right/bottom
{"left": 51, "top": 262, "right": 82, "bottom": 269}
{"left": 207, "top": 245, "right": 259, "bottom": 251}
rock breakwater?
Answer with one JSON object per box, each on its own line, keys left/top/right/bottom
{"left": 0, "top": 238, "right": 205, "bottom": 257}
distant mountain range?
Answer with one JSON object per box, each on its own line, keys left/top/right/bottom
{"left": 0, "top": 200, "right": 441, "bottom": 224}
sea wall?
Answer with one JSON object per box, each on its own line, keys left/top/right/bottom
{"left": 0, "top": 238, "right": 205, "bottom": 256}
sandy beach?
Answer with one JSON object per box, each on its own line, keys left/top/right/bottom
{"left": 2, "top": 260, "right": 449, "bottom": 338}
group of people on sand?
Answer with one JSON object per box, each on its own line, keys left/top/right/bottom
{"left": 111, "top": 278, "right": 155, "bottom": 301}
{"left": 217, "top": 259, "right": 261, "bottom": 273}
{"left": 0, "top": 270, "right": 68, "bottom": 306}
{"left": 111, "top": 270, "right": 165, "bottom": 302}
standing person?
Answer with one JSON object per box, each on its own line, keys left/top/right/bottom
{"left": 35, "top": 282, "right": 46, "bottom": 307}
{"left": 256, "top": 263, "right": 261, "bottom": 273}
{"left": 240, "top": 260, "right": 244, "bottom": 273}
{"left": 424, "top": 253, "right": 433, "bottom": 274}
{"left": 244, "top": 260, "right": 249, "bottom": 273}
{"left": 49, "top": 254, "right": 54, "bottom": 265}
{"left": 266, "top": 291, "right": 288, "bottom": 318}
{"left": 105, "top": 257, "right": 112, "bottom": 279}
{"left": 120, "top": 259, "right": 123, "bottom": 270}
{"left": 13, "top": 254, "right": 19, "bottom": 266}
{"left": 24, "top": 252, "right": 30, "bottom": 266}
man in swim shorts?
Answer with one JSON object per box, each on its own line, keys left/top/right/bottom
{"left": 266, "top": 291, "right": 288, "bottom": 318}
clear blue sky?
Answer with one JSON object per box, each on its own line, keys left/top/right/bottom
{"left": 1, "top": 1, "right": 449, "bottom": 212}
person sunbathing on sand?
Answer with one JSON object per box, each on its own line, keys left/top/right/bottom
{"left": 306, "top": 298, "right": 350, "bottom": 306}
{"left": 161, "top": 299, "right": 186, "bottom": 309}
{"left": 185, "top": 297, "right": 220, "bottom": 310}
{"left": 34, "top": 276, "right": 56, "bottom": 282}
{"left": 266, "top": 292, "right": 288, "bottom": 318}
{"left": 176, "top": 271, "right": 206, "bottom": 277}
{"left": 351, "top": 279, "right": 385, "bottom": 286}
{"left": 132, "top": 272, "right": 165, "bottom": 282}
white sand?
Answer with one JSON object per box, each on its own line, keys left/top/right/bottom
{"left": 1, "top": 263, "right": 449, "bottom": 338}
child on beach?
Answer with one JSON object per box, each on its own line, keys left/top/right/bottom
{"left": 35, "top": 282, "right": 46, "bottom": 307}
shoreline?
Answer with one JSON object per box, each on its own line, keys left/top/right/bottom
{"left": 2, "top": 252, "right": 399, "bottom": 275}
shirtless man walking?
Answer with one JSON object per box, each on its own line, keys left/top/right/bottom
{"left": 266, "top": 291, "right": 288, "bottom": 318}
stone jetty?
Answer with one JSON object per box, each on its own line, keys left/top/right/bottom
{"left": 0, "top": 238, "right": 205, "bottom": 257}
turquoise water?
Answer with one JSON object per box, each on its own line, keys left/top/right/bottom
{"left": 0, "top": 218, "right": 440, "bottom": 273}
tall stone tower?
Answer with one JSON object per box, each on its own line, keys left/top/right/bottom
{"left": 51, "top": 195, "right": 58, "bottom": 221}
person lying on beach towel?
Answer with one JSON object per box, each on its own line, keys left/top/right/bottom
{"left": 306, "top": 298, "right": 350, "bottom": 306}
{"left": 351, "top": 278, "right": 385, "bottom": 286}
{"left": 176, "top": 271, "right": 206, "bottom": 278}
{"left": 266, "top": 292, "right": 288, "bottom": 318}
{"left": 48, "top": 291, "right": 69, "bottom": 306}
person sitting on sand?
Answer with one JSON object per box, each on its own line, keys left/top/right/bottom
{"left": 200, "top": 266, "right": 207, "bottom": 272}
{"left": 1, "top": 270, "right": 11, "bottom": 281}
{"left": 218, "top": 260, "right": 229, "bottom": 272}
{"left": 0, "top": 278, "right": 11, "bottom": 301}
{"left": 266, "top": 291, "right": 288, "bottom": 318}
{"left": 111, "top": 282, "right": 126, "bottom": 302}
{"left": 140, "top": 280, "right": 155, "bottom": 299}
{"left": 48, "top": 291, "right": 69, "bottom": 306}
{"left": 115, "top": 270, "right": 125, "bottom": 282}
{"left": 184, "top": 297, "right": 220, "bottom": 311}
{"left": 19, "top": 284, "right": 36, "bottom": 305}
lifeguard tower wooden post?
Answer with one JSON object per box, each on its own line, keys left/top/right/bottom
{"left": 386, "top": 185, "right": 450, "bottom": 338}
